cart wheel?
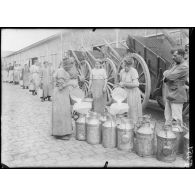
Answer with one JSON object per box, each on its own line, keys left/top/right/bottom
{"left": 157, "top": 82, "right": 189, "bottom": 117}
{"left": 129, "top": 53, "right": 151, "bottom": 110}
{"left": 103, "top": 58, "right": 117, "bottom": 105}
{"left": 77, "top": 60, "right": 92, "bottom": 96}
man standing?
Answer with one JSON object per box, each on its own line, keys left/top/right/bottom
{"left": 40, "top": 61, "right": 53, "bottom": 101}
{"left": 163, "top": 48, "right": 189, "bottom": 125}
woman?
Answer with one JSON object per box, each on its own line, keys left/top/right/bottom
{"left": 119, "top": 55, "right": 142, "bottom": 123}
{"left": 30, "top": 61, "right": 41, "bottom": 95}
{"left": 22, "top": 64, "right": 30, "bottom": 89}
{"left": 89, "top": 60, "right": 107, "bottom": 115}
{"left": 52, "top": 60, "right": 77, "bottom": 140}
{"left": 8, "top": 64, "right": 14, "bottom": 83}
{"left": 40, "top": 61, "right": 53, "bottom": 101}
{"left": 13, "top": 64, "right": 20, "bottom": 84}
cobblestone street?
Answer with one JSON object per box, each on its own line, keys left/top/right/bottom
{"left": 1, "top": 83, "right": 189, "bottom": 167}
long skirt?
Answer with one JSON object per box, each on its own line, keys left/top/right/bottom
{"left": 9, "top": 70, "right": 14, "bottom": 82}
{"left": 32, "top": 73, "right": 40, "bottom": 92}
{"left": 14, "top": 71, "right": 20, "bottom": 82}
{"left": 126, "top": 87, "right": 142, "bottom": 124}
{"left": 23, "top": 72, "right": 30, "bottom": 87}
{"left": 52, "top": 86, "right": 72, "bottom": 136}
{"left": 42, "top": 80, "right": 52, "bottom": 98}
{"left": 91, "top": 79, "right": 106, "bottom": 115}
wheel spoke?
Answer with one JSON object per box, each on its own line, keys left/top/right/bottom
{"left": 138, "top": 72, "right": 144, "bottom": 80}
{"left": 139, "top": 82, "right": 146, "bottom": 86}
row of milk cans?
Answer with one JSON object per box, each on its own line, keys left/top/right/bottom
{"left": 75, "top": 112, "right": 189, "bottom": 163}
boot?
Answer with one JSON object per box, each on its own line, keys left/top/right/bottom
{"left": 41, "top": 97, "right": 45, "bottom": 102}
{"left": 48, "top": 96, "right": 51, "bottom": 101}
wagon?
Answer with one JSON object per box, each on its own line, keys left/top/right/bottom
{"left": 68, "top": 30, "right": 189, "bottom": 116}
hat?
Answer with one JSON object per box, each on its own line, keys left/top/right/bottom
{"left": 123, "top": 55, "right": 134, "bottom": 66}
{"left": 63, "top": 57, "right": 75, "bottom": 68}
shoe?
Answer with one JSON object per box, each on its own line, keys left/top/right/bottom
{"left": 48, "top": 97, "right": 51, "bottom": 101}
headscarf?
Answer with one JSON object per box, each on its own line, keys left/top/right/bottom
{"left": 123, "top": 55, "right": 134, "bottom": 66}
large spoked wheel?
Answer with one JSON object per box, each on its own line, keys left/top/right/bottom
{"left": 129, "top": 53, "right": 151, "bottom": 110}
{"left": 157, "top": 82, "right": 189, "bottom": 117}
{"left": 77, "top": 60, "right": 92, "bottom": 96}
{"left": 103, "top": 58, "right": 117, "bottom": 106}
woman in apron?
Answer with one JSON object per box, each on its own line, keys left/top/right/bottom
{"left": 119, "top": 55, "right": 142, "bottom": 124}
{"left": 8, "top": 64, "right": 14, "bottom": 83}
{"left": 40, "top": 61, "right": 53, "bottom": 101}
{"left": 89, "top": 60, "right": 107, "bottom": 115}
{"left": 23, "top": 64, "right": 30, "bottom": 89}
{"left": 52, "top": 60, "right": 78, "bottom": 140}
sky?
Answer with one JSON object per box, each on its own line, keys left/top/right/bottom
{"left": 1, "top": 29, "right": 63, "bottom": 52}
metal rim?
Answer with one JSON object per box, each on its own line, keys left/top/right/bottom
{"left": 129, "top": 53, "right": 151, "bottom": 110}
{"left": 103, "top": 58, "right": 117, "bottom": 105}
{"left": 77, "top": 60, "right": 92, "bottom": 96}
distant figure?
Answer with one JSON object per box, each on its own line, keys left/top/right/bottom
{"left": 89, "top": 60, "right": 107, "bottom": 115}
{"left": 8, "top": 64, "right": 14, "bottom": 83}
{"left": 163, "top": 48, "right": 189, "bottom": 125}
{"left": 13, "top": 64, "right": 20, "bottom": 84}
{"left": 30, "top": 60, "right": 41, "bottom": 95}
{"left": 119, "top": 55, "right": 142, "bottom": 124}
{"left": 40, "top": 61, "right": 53, "bottom": 101}
{"left": 22, "top": 64, "right": 30, "bottom": 89}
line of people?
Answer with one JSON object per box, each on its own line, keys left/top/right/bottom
{"left": 2, "top": 48, "right": 189, "bottom": 141}
{"left": 3, "top": 60, "right": 54, "bottom": 102}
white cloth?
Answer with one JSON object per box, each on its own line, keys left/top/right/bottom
{"left": 91, "top": 68, "right": 107, "bottom": 80}
{"left": 164, "top": 100, "right": 183, "bottom": 125}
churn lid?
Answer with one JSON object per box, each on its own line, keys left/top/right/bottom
{"left": 157, "top": 125, "right": 176, "bottom": 139}
{"left": 118, "top": 118, "right": 134, "bottom": 130}
{"left": 73, "top": 102, "right": 92, "bottom": 114}
{"left": 137, "top": 124, "right": 153, "bottom": 135}
{"left": 70, "top": 87, "right": 85, "bottom": 103}
{"left": 111, "top": 87, "right": 127, "bottom": 103}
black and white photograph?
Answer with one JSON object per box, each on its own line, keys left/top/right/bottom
{"left": 1, "top": 28, "right": 190, "bottom": 168}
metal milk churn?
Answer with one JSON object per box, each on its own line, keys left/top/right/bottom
{"left": 102, "top": 115, "right": 117, "bottom": 148}
{"left": 156, "top": 125, "right": 177, "bottom": 163}
{"left": 117, "top": 118, "right": 134, "bottom": 151}
{"left": 75, "top": 113, "right": 86, "bottom": 141}
{"left": 86, "top": 112, "right": 101, "bottom": 145}
{"left": 99, "top": 114, "right": 107, "bottom": 141}
{"left": 171, "top": 120, "right": 184, "bottom": 154}
{"left": 183, "top": 132, "right": 189, "bottom": 161}
{"left": 135, "top": 119, "right": 154, "bottom": 157}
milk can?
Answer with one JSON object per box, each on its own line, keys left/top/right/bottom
{"left": 115, "top": 114, "right": 125, "bottom": 126}
{"left": 171, "top": 120, "right": 185, "bottom": 154}
{"left": 99, "top": 114, "right": 107, "bottom": 141}
{"left": 75, "top": 113, "right": 86, "bottom": 141}
{"left": 102, "top": 115, "right": 117, "bottom": 148}
{"left": 86, "top": 112, "right": 101, "bottom": 145}
{"left": 156, "top": 125, "right": 177, "bottom": 163}
{"left": 135, "top": 120, "right": 154, "bottom": 157}
{"left": 117, "top": 118, "right": 134, "bottom": 151}
{"left": 183, "top": 132, "right": 189, "bottom": 161}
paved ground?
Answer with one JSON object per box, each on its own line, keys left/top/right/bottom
{"left": 1, "top": 83, "right": 189, "bottom": 168}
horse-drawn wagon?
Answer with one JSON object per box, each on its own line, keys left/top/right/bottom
{"left": 67, "top": 30, "right": 189, "bottom": 116}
